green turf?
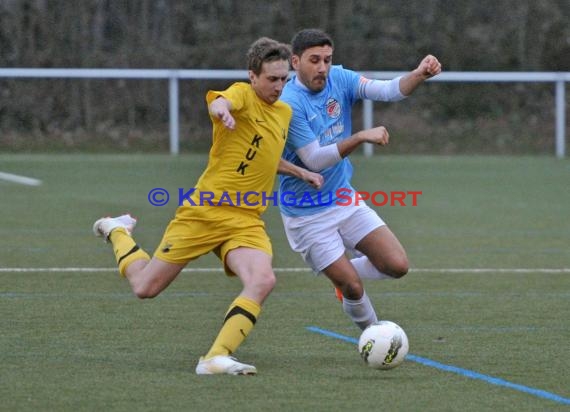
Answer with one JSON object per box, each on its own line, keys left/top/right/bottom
{"left": 1, "top": 154, "right": 569, "bottom": 411}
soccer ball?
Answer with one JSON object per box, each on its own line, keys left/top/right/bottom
{"left": 358, "top": 320, "right": 409, "bottom": 370}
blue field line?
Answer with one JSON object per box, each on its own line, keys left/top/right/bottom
{"left": 306, "top": 326, "right": 570, "bottom": 406}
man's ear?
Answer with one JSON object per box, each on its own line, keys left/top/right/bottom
{"left": 291, "top": 55, "right": 300, "bottom": 70}
{"left": 248, "top": 70, "right": 256, "bottom": 84}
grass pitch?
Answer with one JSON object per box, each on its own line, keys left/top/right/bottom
{"left": 1, "top": 154, "right": 569, "bottom": 411}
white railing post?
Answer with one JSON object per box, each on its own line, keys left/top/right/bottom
{"left": 363, "top": 99, "right": 373, "bottom": 157}
{"left": 168, "top": 73, "right": 179, "bottom": 155}
{"left": 555, "top": 79, "right": 566, "bottom": 159}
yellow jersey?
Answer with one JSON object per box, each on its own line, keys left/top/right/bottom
{"left": 190, "top": 82, "right": 291, "bottom": 215}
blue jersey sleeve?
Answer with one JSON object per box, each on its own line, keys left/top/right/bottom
{"left": 336, "top": 65, "right": 361, "bottom": 106}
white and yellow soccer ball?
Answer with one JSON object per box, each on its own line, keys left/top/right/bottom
{"left": 358, "top": 320, "right": 409, "bottom": 370}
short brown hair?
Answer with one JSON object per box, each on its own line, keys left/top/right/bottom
{"left": 291, "top": 29, "right": 334, "bottom": 56}
{"left": 246, "top": 37, "right": 291, "bottom": 75}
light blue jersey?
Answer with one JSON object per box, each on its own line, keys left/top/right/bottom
{"left": 279, "top": 65, "right": 361, "bottom": 217}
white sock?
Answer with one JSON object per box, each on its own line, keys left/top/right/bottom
{"left": 342, "top": 291, "right": 378, "bottom": 330}
{"left": 350, "top": 256, "right": 393, "bottom": 280}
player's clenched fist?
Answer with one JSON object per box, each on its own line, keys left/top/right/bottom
{"left": 417, "top": 55, "right": 442, "bottom": 78}
{"left": 359, "top": 126, "right": 390, "bottom": 146}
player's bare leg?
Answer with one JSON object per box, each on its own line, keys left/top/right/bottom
{"left": 355, "top": 226, "right": 409, "bottom": 279}
{"left": 196, "top": 247, "right": 275, "bottom": 375}
{"left": 322, "top": 255, "right": 378, "bottom": 330}
{"left": 93, "top": 214, "right": 186, "bottom": 298}
{"left": 323, "top": 256, "right": 363, "bottom": 300}
{"left": 123, "top": 258, "right": 185, "bottom": 298}
{"left": 226, "top": 247, "right": 276, "bottom": 304}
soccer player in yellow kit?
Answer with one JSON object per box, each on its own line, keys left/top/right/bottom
{"left": 93, "top": 37, "right": 323, "bottom": 375}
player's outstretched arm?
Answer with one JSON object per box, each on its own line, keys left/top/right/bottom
{"left": 278, "top": 159, "right": 324, "bottom": 189}
{"left": 209, "top": 96, "right": 236, "bottom": 130}
{"left": 399, "top": 55, "right": 442, "bottom": 96}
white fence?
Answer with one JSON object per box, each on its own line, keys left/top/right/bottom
{"left": 1, "top": 69, "right": 568, "bottom": 158}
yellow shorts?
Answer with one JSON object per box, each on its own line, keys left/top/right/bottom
{"left": 153, "top": 204, "right": 272, "bottom": 275}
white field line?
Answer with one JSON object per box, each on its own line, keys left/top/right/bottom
{"left": 0, "top": 267, "right": 569, "bottom": 274}
{"left": 0, "top": 171, "right": 42, "bottom": 186}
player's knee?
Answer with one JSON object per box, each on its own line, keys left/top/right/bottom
{"left": 258, "top": 271, "right": 277, "bottom": 294}
{"left": 388, "top": 256, "right": 409, "bottom": 279}
{"left": 342, "top": 279, "right": 364, "bottom": 300}
{"left": 132, "top": 282, "right": 160, "bottom": 299}
{"left": 244, "top": 270, "right": 276, "bottom": 299}
{"left": 133, "top": 288, "right": 157, "bottom": 299}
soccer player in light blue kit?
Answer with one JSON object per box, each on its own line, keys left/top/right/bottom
{"left": 279, "top": 29, "right": 441, "bottom": 330}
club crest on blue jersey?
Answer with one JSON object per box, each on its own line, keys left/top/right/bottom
{"left": 326, "top": 98, "right": 341, "bottom": 119}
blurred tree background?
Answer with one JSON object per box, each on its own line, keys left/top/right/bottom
{"left": 0, "top": 0, "right": 568, "bottom": 153}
